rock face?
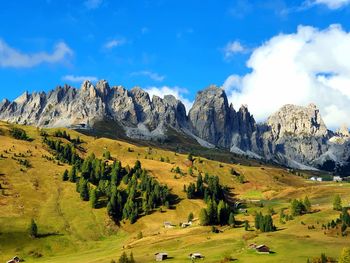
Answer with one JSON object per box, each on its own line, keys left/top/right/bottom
{"left": 0, "top": 80, "right": 188, "bottom": 139}
{"left": 260, "top": 104, "right": 331, "bottom": 168}
{"left": 189, "top": 85, "right": 233, "bottom": 147}
{"left": 0, "top": 80, "right": 349, "bottom": 172}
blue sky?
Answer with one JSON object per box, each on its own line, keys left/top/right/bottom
{"left": 1, "top": 0, "right": 350, "bottom": 127}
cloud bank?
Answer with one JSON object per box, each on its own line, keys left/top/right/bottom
{"left": 223, "top": 40, "right": 247, "bottom": 60}
{"left": 103, "top": 38, "right": 126, "bottom": 49}
{"left": 223, "top": 24, "right": 350, "bottom": 129}
{"left": 131, "top": 70, "right": 165, "bottom": 82}
{"left": 309, "top": 0, "right": 350, "bottom": 9}
{"left": 0, "top": 40, "right": 73, "bottom": 68}
{"left": 62, "top": 75, "right": 98, "bottom": 83}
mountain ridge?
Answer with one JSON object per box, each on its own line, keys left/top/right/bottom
{"left": 0, "top": 80, "right": 349, "bottom": 173}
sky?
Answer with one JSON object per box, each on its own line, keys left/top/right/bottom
{"left": 1, "top": 0, "right": 350, "bottom": 129}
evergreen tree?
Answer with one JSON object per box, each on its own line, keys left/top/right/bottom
{"left": 217, "top": 200, "right": 228, "bottom": 225}
{"left": 199, "top": 208, "right": 209, "bottom": 226}
{"left": 107, "top": 201, "right": 113, "bottom": 217}
{"left": 333, "top": 194, "right": 342, "bottom": 211}
{"left": 90, "top": 188, "right": 98, "bottom": 208}
{"left": 196, "top": 174, "right": 204, "bottom": 197}
{"left": 69, "top": 165, "right": 77, "bottom": 182}
{"left": 80, "top": 180, "right": 90, "bottom": 201}
{"left": 187, "top": 183, "right": 196, "bottom": 199}
{"left": 134, "top": 160, "right": 141, "bottom": 170}
{"left": 291, "top": 199, "right": 306, "bottom": 216}
{"left": 118, "top": 251, "right": 129, "bottom": 263}
{"left": 188, "top": 212, "right": 194, "bottom": 222}
{"left": 187, "top": 152, "right": 194, "bottom": 162}
{"left": 129, "top": 252, "right": 135, "bottom": 263}
{"left": 244, "top": 220, "right": 250, "bottom": 231}
{"left": 339, "top": 247, "right": 350, "bottom": 263}
{"left": 341, "top": 208, "right": 350, "bottom": 226}
{"left": 207, "top": 199, "right": 217, "bottom": 225}
{"left": 255, "top": 212, "right": 275, "bottom": 232}
{"left": 228, "top": 212, "right": 235, "bottom": 227}
{"left": 103, "top": 151, "right": 111, "bottom": 160}
{"left": 304, "top": 196, "right": 311, "bottom": 213}
{"left": 29, "top": 218, "right": 38, "bottom": 238}
{"left": 62, "top": 169, "right": 69, "bottom": 181}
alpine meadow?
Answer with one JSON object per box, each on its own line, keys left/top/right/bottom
{"left": 1, "top": 1, "right": 350, "bottom": 263}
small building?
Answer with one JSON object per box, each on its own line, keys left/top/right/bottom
{"left": 310, "top": 176, "right": 322, "bottom": 182}
{"left": 189, "top": 253, "right": 204, "bottom": 259}
{"left": 333, "top": 176, "right": 343, "bottom": 182}
{"left": 7, "top": 256, "right": 20, "bottom": 263}
{"left": 164, "top": 222, "right": 175, "bottom": 228}
{"left": 255, "top": 245, "right": 270, "bottom": 254}
{"left": 155, "top": 252, "right": 168, "bottom": 261}
{"left": 181, "top": 221, "right": 192, "bottom": 228}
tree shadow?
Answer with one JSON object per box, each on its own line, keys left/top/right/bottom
{"left": 37, "top": 232, "right": 63, "bottom": 238}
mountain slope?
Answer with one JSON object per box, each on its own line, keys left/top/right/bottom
{"left": 0, "top": 81, "right": 349, "bottom": 172}
{"left": 1, "top": 122, "right": 350, "bottom": 262}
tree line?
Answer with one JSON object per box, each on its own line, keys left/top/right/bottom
{"left": 185, "top": 173, "right": 234, "bottom": 226}
{"left": 62, "top": 152, "right": 171, "bottom": 224}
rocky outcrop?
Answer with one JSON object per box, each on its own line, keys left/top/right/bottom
{"left": 0, "top": 80, "right": 187, "bottom": 139}
{"left": 188, "top": 85, "right": 233, "bottom": 147}
{"left": 0, "top": 80, "right": 349, "bottom": 172}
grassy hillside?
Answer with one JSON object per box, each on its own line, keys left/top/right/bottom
{"left": 0, "top": 121, "right": 349, "bottom": 263}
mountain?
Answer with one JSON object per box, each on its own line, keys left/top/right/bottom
{"left": 0, "top": 80, "right": 349, "bottom": 173}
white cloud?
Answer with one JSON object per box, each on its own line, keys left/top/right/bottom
{"left": 223, "top": 41, "right": 247, "bottom": 60}
{"left": 144, "top": 86, "right": 193, "bottom": 113}
{"left": 308, "top": 0, "right": 350, "bottom": 9}
{"left": 0, "top": 40, "right": 73, "bottom": 68}
{"left": 62, "top": 75, "right": 98, "bottom": 83}
{"left": 84, "top": 0, "right": 103, "bottom": 9}
{"left": 103, "top": 39, "right": 126, "bottom": 49}
{"left": 131, "top": 71, "right": 165, "bottom": 82}
{"left": 222, "top": 24, "right": 350, "bottom": 129}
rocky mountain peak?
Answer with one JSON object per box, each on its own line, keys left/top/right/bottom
{"left": 96, "top": 80, "right": 110, "bottom": 98}
{"left": 189, "top": 85, "right": 232, "bottom": 146}
{"left": 14, "top": 91, "right": 29, "bottom": 104}
{"left": 338, "top": 124, "right": 350, "bottom": 137}
{"left": 267, "top": 104, "right": 328, "bottom": 139}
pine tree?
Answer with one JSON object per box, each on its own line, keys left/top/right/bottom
{"left": 207, "top": 199, "right": 217, "bottom": 225}
{"left": 244, "top": 220, "right": 250, "bottom": 231}
{"left": 196, "top": 174, "right": 204, "bottom": 197}
{"left": 228, "top": 212, "right": 235, "bottom": 227}
{"left": 129, "top": 252, "right": 135, "bottom": 263}
{"left": 29, "top": 218, "right": 38, "bottom": 238}
{"left": 62, "top": 169, "right": 69, "bottom": 181}
{"left": 118, "top": 251, "right": 129, "bottom": 263}
{"left": 341, "top": 208, "right": 350, "bottom": 226}
{"left": 304, "top": 196, "right": 311, "bottom": 213}
{"left": 80, "top": 180, "right": 90, "bottom": 201}
{"left": 333, "top": 194, "right": 342, "bottom": 211}
{"left": 199, "top": 208, "right": 209, "bottom": 226}
{"left": 188, "top": 212, "right": 194, "bottom": 222}
{"left": 69, "top": 165, "right": 77, "bottom": 182}
{"left": 90, "top": 188, "right": 98, "bottom": 208}
{"left": 186, "top": 183, "right": 196, "bottom": 199}
{"left": 187, "top": 152, "right": 194, "bottom": 162}
{"left": 217, "top": 200, "right": 227, "bottom": 225}
{"left": 134, "top": 160, "right": 141, "bottom": 170}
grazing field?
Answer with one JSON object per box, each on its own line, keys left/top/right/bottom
{"left": 0, "top": 121, "right": 349, "bottom": 263}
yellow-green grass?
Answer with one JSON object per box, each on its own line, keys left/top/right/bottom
{"left": 0, "top": 121, "right": 350, "bottom": 262}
